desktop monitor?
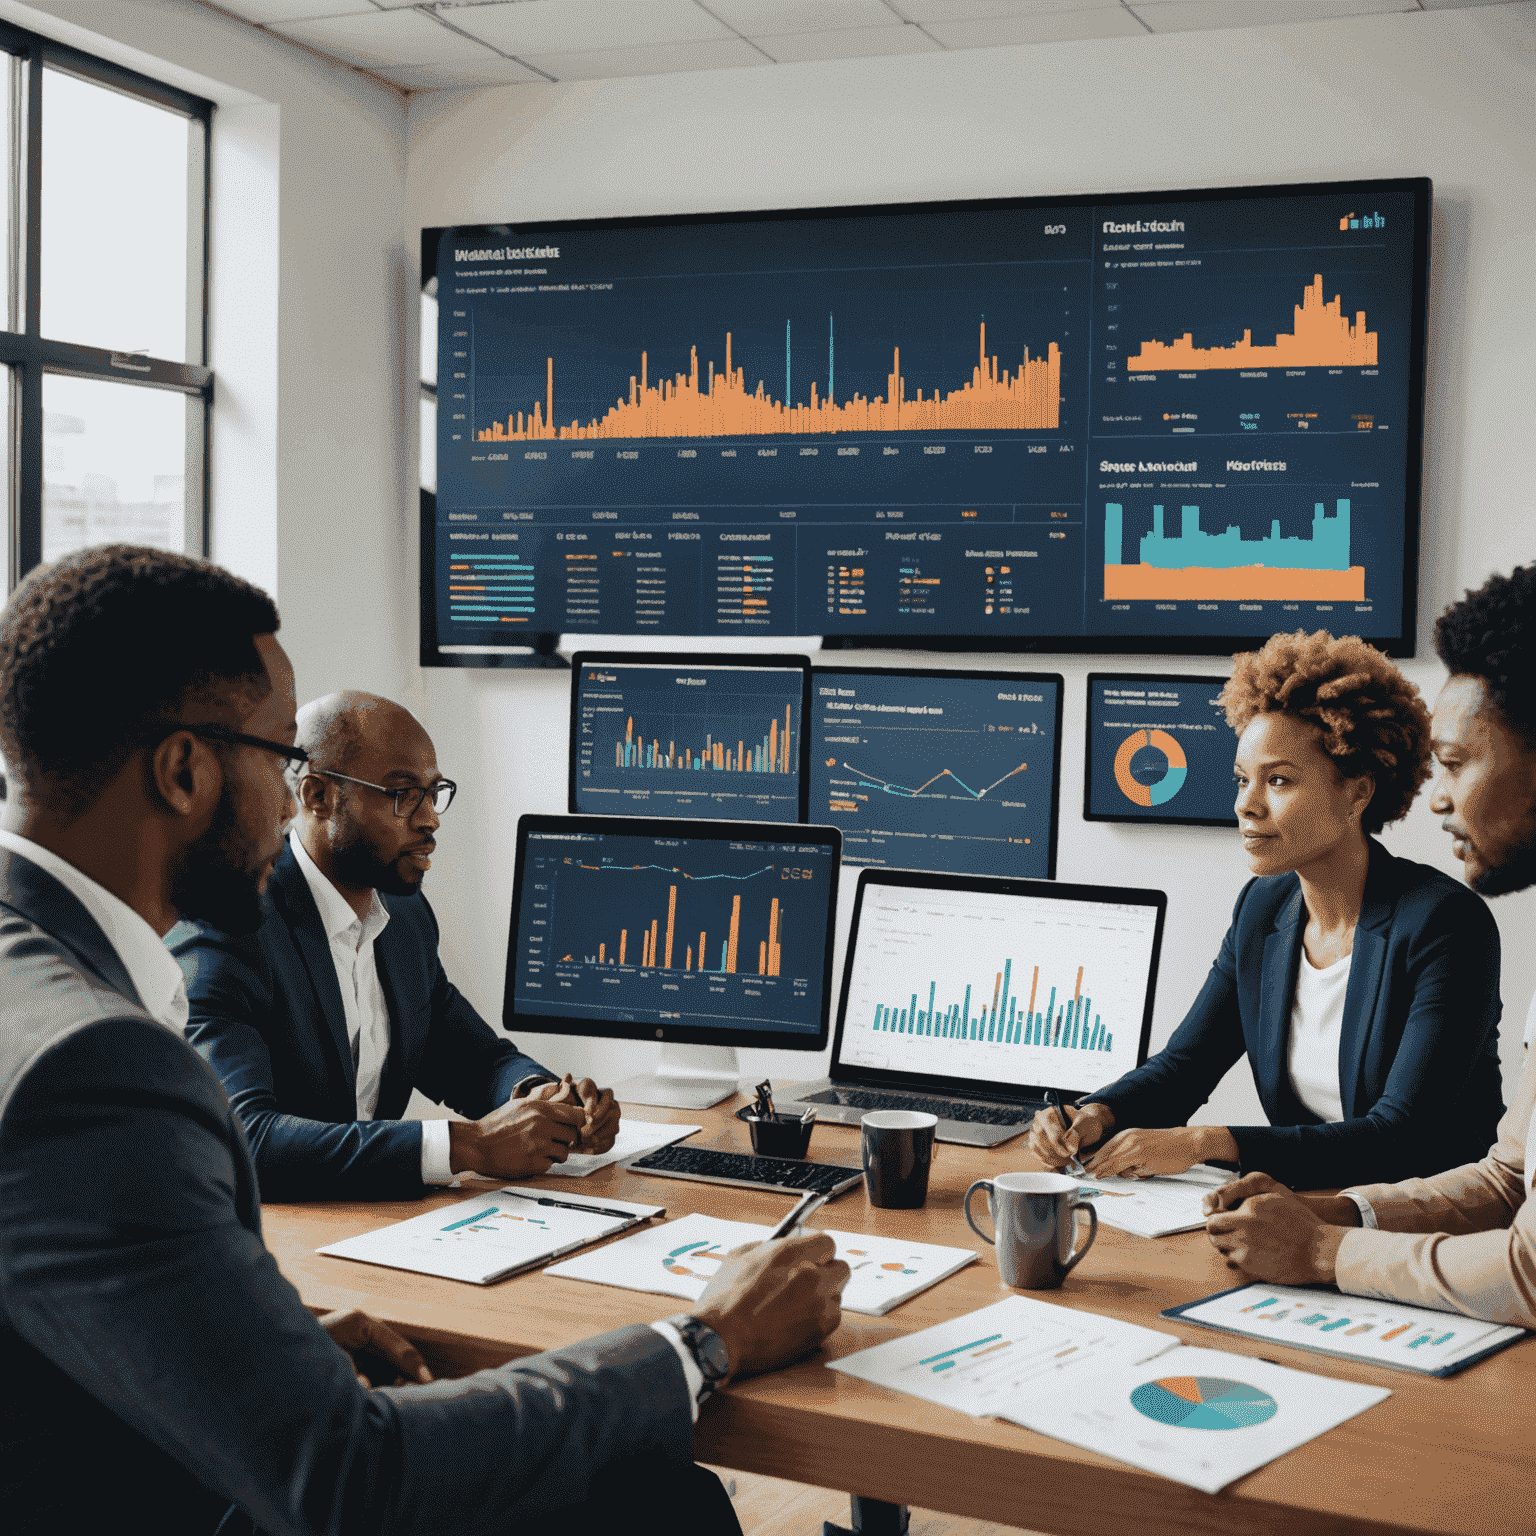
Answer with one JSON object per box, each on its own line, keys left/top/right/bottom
{"left": 505, "top": 814, "right": 840, "bottom": 1107}
{"left": 831, "top": 868, "right": 1165, "bottom": 1104}
{"left": 1084, "top": 672, "right": 1238, "bottom": 827}
{"left": 808, "top": 666, "right": 1062, "bottom": 878}
{"left": 570, "top": 652, "right": 811, "bottom": 823}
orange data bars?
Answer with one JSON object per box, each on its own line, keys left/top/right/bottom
{"left": 664, "top": 885, "right": 677, "bottom": 970}
{"left": 1127, "top": 275, "right": 1378, "bottom": 372}
{"left": 475, "top": 323, "right": 1062, "bottom": 442}
{"left": 726, "top": 895, "right": 741, "bottom": 974}
{"left": 1104, "top": 564, "right": 1366, "bottom": 602}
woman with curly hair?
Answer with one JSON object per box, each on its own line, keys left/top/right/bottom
{"left": 1028, "top": 629, "right": 1505, "bottom": 1191}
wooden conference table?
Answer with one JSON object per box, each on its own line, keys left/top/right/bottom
{"left": 264, "top": 1098, "right": 1527, "bottom": 1536}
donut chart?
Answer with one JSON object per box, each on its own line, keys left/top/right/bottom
{"left": 1113, "top": 729, "right": 1188, "bottom": 807}
{"left": 1130, "top": 1376, "right": 1279, "bottom": 1431}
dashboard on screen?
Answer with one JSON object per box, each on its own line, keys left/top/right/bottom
{"left": 569, "top": 651, "right": 810, "bottom": 822}
{"left": 422, "top": 177, "right": 1428, "bottom": 663}
{"left": 1085, "top": 673, "right": 1238, "bottom": 827}
{"left": 809, "top": 667, "right": 1061, "bottom": 878}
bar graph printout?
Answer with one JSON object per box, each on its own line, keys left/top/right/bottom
{"left": 838, "top": 883, "right": 1158, "bottom": 1096}
{"left": 1169, "top": 1281, "right": 1527, "bottom": 1376}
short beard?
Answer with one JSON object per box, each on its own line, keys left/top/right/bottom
{"left": 170, "top": 781, "right": 272, "bottom": 937}
{"left": 1470, "top": 822, "right": 1536, "bottom": 897}
{"left": 330, "top": 824, "right": 424, "bottom": 901}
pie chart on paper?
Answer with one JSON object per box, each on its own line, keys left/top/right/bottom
{"left": 1129, "top": 1376, "right": 1279, "bottom": 1431}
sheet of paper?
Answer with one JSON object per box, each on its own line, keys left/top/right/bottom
{"left": 1175, "top": 1281, "right": 1526, "bottom": 1373}
{"left": 545, "top": 1119, "right": 701, "bottom": 1177}
{"left": 545, "top": 1212, "right": 978, "bottom": 1316}
{"left": 1000, "top": 1343, "right": 1390, "bottom": 1495}
{"left": 317, "top": 1186, "right": 663, "bottom": 1286}
{"left": 1071, "top": 1169, "right": 1231, "bottom": 1239}
{"left": 829, "top": 1296, "right": 1181, "bottom": 1417}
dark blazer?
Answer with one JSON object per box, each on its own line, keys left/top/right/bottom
{"left": 170, "top": 843, "right": 551, "bottom": 1201}
{"left": 1085, "top": 840, "right": 1505, "bottom": 1190}
{"left": 0, "top": 847, "right": 692, "bottom": 1536}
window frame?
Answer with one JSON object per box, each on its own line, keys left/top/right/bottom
{"left": 0, "top": 21, "right": 213, "bottom": 587}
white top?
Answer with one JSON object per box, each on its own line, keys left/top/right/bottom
{"left": 0, "top": 829, "right": 188, "bottom": 1033}
{"left": 289, "top": 832, "right": 453, "bottom": 1184}
{"left": 1286, "top": 947, "right": 1352, "bottom": 1126}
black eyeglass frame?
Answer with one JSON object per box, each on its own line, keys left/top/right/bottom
{"left": 308, "top": 769, "right": 457, "bottom": 819}
{"left": 159, "top": 722, "right": 311, "bottom": 766}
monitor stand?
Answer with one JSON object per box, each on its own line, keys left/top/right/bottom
{"left": 614, "top": 1043, "right": 743, "bottom": 1111}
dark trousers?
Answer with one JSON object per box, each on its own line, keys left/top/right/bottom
{"left": 558, "top": 1458, "right": 743, "bottom": 1533}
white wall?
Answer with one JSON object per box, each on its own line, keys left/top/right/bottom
{"left": 406, "top": 4, "right": 1536, "bottom": 1128}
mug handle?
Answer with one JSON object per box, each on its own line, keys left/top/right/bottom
{"left": 1060, "top": 1200, "right": 1098, "bottom": 1275}
{"left": 963, "top": 1180, "right": 995, "bottom": 1244}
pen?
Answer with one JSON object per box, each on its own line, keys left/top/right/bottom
{"left": 532, "top": 1196, "right": 649, "bottom": 1221}
{"left": 767, "top": 1190, "right": 827, "bottom": 1241}
{"left": 1046, "top": 1089, "right": 1088, "bottom": 1179}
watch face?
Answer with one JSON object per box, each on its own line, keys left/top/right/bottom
{"left": 697, "top": 1328, "right": 730, "bottom": 1380}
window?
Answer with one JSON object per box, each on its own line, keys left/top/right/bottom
{"left": 0, "top": 23, "right": 211, "bottom": 590}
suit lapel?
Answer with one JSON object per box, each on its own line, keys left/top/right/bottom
{"left": 1337, "top": 840, "right": 1393, "bottom": 1118}
{"left": 1256, "top": 883, "right": 1307, "bottom": 1119}
{"left": 270, "top": 849, "right": 356, "bottom": 1096}
{"left": 0, "top": 847, "right": 144, "bottom": 1009}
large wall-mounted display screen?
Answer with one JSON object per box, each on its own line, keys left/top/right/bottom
{"left": 423, "top": 177, "right": 1427, "bottom": 662}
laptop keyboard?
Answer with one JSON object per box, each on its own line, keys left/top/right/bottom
{"left": 801, "top": 1087, "right": 1034, "bottom": 1126}
{"left": 628, "top": 1144, "right": 862, "bottom": 1196}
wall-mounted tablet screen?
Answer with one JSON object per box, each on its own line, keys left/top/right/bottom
{"left": 422, "top": 176, "right": 1428, "bottom": 663}
{"left": 570, "top": 651, "right": 810, "bottom": 823}
{"left": 1085, "top": 672, "right": 1237, "bottom": 827}
{"left": 809, "top": 667, "right": 1062, "bottom": 878}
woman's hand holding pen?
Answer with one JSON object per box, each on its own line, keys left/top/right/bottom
{"left": 1084, "top": 1123, "right": 1239, "bottom": 1179}
{"left": 1026, "top": 1101, "right": 1114, "bottom": 1171}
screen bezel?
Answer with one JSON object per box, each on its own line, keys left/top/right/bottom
{"left": 504, "top": 812, "right": 841, "bottom": 1049}
{"left": 809, "top": 664, "right": 1065, "bottom": 878}
{"left": 568, "top": 651, "right": 813, "bottom": 822}
{"left": 421, "top": 174, "right": 1429, "bottom": 663}
{"left": 829, "top": 866, "right": 1166, "bottom": 1101}
{"left": 1083, "top": 671, "right": 1239, "bottom": 829}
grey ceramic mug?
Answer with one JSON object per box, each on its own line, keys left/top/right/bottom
{"left": 964, "top": 1171, "right": 1097, "bottom": 1289}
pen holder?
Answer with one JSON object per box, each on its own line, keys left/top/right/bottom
{"left": 736, "top": 1105, "right": 815, "bottom": 1159}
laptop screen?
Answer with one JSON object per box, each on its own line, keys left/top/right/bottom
{"left": 834, "top": 873, "right": 1164, "bottom": 1100}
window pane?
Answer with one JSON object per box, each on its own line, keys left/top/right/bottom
{"left": 43, "top": 374, "right": 187, "bottom": 561}
{"left": 41, "top": 69, "right": 190, "bottom": 361}
{"left": 0, "top": 59, "right": 11, "bottom": 331}
{"left": 420, "top": 392, "right": 436, "bottom": 493}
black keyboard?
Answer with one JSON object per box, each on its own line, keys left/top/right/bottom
{"left": 626, "top": 1144, "right": 862, "bottom": 1197}
{"left": 803, "top": 1087, "right": 1034, "bottom": 1126}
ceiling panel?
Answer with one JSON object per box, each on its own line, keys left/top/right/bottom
{"left": 757, "top": 23, "right": 944, "bottom": 61}
{"left": 372, "top": 58, "right": 551, "bottom": 88}
{"left": 923, "top": 8, "right": 1148, "bottom": 46}
{"left": 519, "top": 37, "right": 771, "bottom": 81}
{"left": 271, "top": 9, "right": 506, "bottom": 66}
{"left": 889, "top": 0, "right": 1130, "bottom": 20}
{"left": 211, "top": 0, "right": 375, "bottom": 21}
{"left": 708, "top": 0, "right": 903, "bottom": 34}
{"left": 1127, "top": 0, "right": 1416, "bottom": 33}
{"left": 438, "top": 0, "right": 735, "bottom": 54}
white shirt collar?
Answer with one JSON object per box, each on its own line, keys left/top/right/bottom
{"left": 288, "top": 830, "right": 389, "bottom": 946}
{"left": 0, "top": 828, "right": 189, "bottom": 1032}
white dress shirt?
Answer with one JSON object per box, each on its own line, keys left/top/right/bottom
{"left": 288, "top": 833, "right": 454, "bottom": 1184}
{"left": 1287, "top": 947, "right": 1351, "bottom": 1125}
{"left": 0, "top": 829, "right": 189, "bottom": 1033}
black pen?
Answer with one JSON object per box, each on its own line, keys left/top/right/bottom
{"left": 532, "top": 1196, "right": 650, "bottom": 1221}
{"left": 767, "top": 1190, "right": 827, "bottom": 1241}
{"left": 1046, "top": 1089, "right": 1088, "bottom": 1178}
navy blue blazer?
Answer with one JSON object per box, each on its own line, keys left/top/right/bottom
{"left": 1084, "top": 840, "right": 1505, "bottom": 1190}
{"left": 172, "top": 844, "right": 551, "bottom": 1201}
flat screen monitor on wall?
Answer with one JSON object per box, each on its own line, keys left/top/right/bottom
{"left": 422, "top": 176, "right": 1428, "bottom": 663}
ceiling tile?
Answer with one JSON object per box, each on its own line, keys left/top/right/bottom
{"left": 271, "top": 10, "right": 507, "bottom": 66}
{"left": 208, "top": 0, "right": 376, "bottom": 21}
{"left": 1127, "top": 0, "right": 1416, "bottom": 33}
{"left": 756, "top": 23, "right": 944, "bottom": 60}
{"left": 434, "top": 0, "right": 734, "bottom": 53}
{"left": 707, "top": 0, "right": 901, "bottom": 34}
{"left": 521, "top": 37, "right": 770, "bottom": 80}
{"left": 923, "top": 9, "right": 1148, "bottom": 46}
{"left": 890, "top": 0, "right": 1128, "bottom": 20}
{"left": 371, "top": 58, "right": 552, "bottom": 88}
{"left": 1415, "top": 0, "right": 1515, "bottom": 9}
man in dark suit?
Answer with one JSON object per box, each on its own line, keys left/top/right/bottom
{"left": 0, "top": 544, "right": 848, "bottom": 1536}
{"left": 174, "top": 689, "right": 618, "bottom": 1201}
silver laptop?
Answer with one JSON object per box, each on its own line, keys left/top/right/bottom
{"left": 775, "top": 868, "right": 1166, "bottom": 1147}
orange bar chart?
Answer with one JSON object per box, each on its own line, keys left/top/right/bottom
{"left": 1104, "top": 564, "right": 1366, "bottom": 601}
{"left": 615, "top": 707, "right": 794, "bottom": 773}
{"left": 1127, "top": 274, "right": 1377, "bottom": 371}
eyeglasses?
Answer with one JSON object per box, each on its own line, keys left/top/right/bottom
{"left": 161, "top": 722, "right": 310, "bottom": 767}
{"left": 309, "top": 770, "right": 457, "bottom": 819}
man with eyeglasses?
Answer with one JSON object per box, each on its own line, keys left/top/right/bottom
{"left": 0, "top": 545, "right": 849, "bottom": 1536}
{"left": 173, "top": 688, "right": 622, "bottom": 1201}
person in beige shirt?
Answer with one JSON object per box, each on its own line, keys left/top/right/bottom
{"left": 1205, "top": 562, "right": 1536, "bottom": 1326}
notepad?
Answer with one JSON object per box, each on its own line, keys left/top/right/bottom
{"left": 546, "top": 1212, "right": 978, "bottom": 1315}
{"left": 317, "top": 1186, "right": 664, "bottom": 1285}
{"left": 1071, "top": 1163, "right": 1234, "bottom": 1239}
{"left": 545, "top": 1119, "right": 702, "bottom": 1177}
{"left": 1165, "top": 1281, "right": 1529, "bottom": 1376}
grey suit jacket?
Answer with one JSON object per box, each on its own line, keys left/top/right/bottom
{"left": 0, "top": 848, "right": 694, "bottom": 1536}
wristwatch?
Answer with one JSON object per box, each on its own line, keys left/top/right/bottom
{"left": 665, "top": 1313, "right": 731, "bottom": 1406}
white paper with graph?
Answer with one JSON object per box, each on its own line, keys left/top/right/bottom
{"left": 1070, "top": 1163, "right": 1233, "bottom": 1239}
{"left": 545, "top": 1212, "right": 977, "bottom": 1315}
